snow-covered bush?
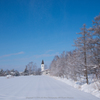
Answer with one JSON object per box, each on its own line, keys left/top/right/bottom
{"left": 6, "top": 75, "right": 12, "bottom": 79}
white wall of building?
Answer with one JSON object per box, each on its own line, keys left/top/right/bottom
{"left": 41, "top": 64, "right": 44, "bottom": 71}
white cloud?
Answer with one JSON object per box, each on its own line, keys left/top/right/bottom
{"left": 33, "top": 52, "right": 59, "bottom": 58}
{"left": 0, "top": 52, "right": 24, "bottom": 58}
{"left": 45, "top": 50, "right": 53, "bottom": 54}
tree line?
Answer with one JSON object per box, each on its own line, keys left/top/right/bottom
{"left": 23, "top": 62, "right": 41, "bottom": 75}
{"left": 0, "top": 62, "right": 41, "bottom": 76}
{"left": 50, "top": 14, "right": 100, "bottom": 84}
{"left": 0, "top": 69, "right": 20, "bottom": 76}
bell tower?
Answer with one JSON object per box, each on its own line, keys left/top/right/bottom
{"left": 41, "top": 60, "right": 44, "bottom": 71}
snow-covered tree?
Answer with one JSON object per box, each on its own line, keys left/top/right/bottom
{"left": 50, "top": 14, "right": 100, "bottom": 85}
{"left": 88, "top": 14, "right": 100, "bottom": 79}
{"left": 74, "top": 24, "right": 89, "bottom": 84}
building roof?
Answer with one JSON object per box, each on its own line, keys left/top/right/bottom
{"left": 41, "top": 60, "right": 44, "bottom": 64}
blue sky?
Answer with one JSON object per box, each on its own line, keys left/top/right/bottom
{"left": 0, "top": 0, "right": 100, "bottom": 71}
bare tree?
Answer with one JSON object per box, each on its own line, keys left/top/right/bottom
{"left": 44, "top": 65, "right": 48, "bottom": 70}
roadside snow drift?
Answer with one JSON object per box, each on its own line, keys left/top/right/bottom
{"left": 52, "top": 76, "right": 100, "bottom": 99}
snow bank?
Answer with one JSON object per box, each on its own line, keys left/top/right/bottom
{"left": 51, "top": 76, "right": 100, "bottom": 98}
{"left": 81, "top": 81, "right": 100, "bottom": 98}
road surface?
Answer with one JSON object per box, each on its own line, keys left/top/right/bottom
{"left": 0, "top": 75, "right": 99, "bottom": 100}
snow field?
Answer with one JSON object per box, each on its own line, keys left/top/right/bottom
{"left": 0, "top": 75, "right": 99, "bottom": 100}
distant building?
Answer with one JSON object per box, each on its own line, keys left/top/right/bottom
{"left": 41, "top": 60, "right": 50, "bottom": 75}
{"left": 41, "top": 60, "right": 44, "bottom": 71}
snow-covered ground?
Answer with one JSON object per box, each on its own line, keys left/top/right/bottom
{"left": 51, "top": 76, "right": 100, "bottom": 99}
{"left": 0, "top": 75, "right": 99, "bottom": 100}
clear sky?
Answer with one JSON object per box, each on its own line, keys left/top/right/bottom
{"left": 0, "top": 0, "right": 100, "bottom": 71}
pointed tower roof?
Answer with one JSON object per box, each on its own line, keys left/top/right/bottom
{"left": 41, "top": 60, "right": 44, "bottom": 64}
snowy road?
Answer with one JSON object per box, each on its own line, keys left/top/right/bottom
{"left": 0, "top": 76, "right": 99, "bottom": 100}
